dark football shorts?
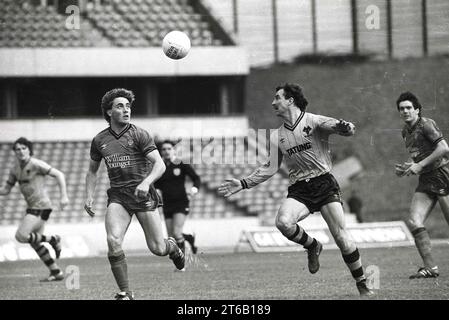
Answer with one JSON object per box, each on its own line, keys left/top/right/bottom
{"left": 163, "top": 201, "right": 190, "bottom": 219}
{"left": 107, "top": 186, "right": 162, "bottom": 215}
{"left": 26, "top": 208, "right": 52, "bottom": 221}
{"left": 287, "top": 173, "right": 343, "bottom": 213}
{"left": 416, "top": 164, "right": 449, "bottom": 198}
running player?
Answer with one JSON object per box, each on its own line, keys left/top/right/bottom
{"left": 395, "top": 91, "right": 449, "bottom": 279}
{"left": 218, "top": 83, "right": 374, "bottom": 296}
{"left": 155, "top": 140, "right": 200, "bottom": 257}
{"left": 84, "top": 88, "right": 185, "bottom": 300}
{"left": 0, "top": 137, "right": 68, "bottom": 281}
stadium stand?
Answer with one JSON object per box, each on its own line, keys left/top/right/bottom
{"left": 0, "top": 0, "right": 230, "bottom": 47}
{"left": 0, "top": 0, "right": 108, "bottom": 47}
{"left": 0, "top": 136, "right": 287, "bottom": 225}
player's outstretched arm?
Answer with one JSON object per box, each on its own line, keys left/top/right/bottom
{"left": 85, "top": 159, "right": 101, "bottom": 217}
{"left": 320, "top": 118, "right": 356, "bottom": 136}
{"left": 48, "top": 168, "right": 69, "bottom": 210}
{"left": 0, "top": 184, "right": 13, "bottom": 196}
{"left": 0, "top": 170, "right": 16, "bottom": 196}
{"left": 218, "top": 178, "right": 243, "bottom": 197}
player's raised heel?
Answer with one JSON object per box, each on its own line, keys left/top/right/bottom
{"left": 40, "top": 269, "right": 64, "bottom": 282}
{"left": 114, "top": 291, "right": 134, "bottom": 300}
{"left": 49, "top": 235, "right": 62, "bottom": 259}
{"left": 409, "top": 266, "right": 439, "bottom": 279}
{"left": 168, "top": 237, "right": 185, "bottom": 270}
{"left": 356, "top": 279, "right": 375, "bottom": 297}
{"left": 307, "top": 241, "right": 323, "bottom": 274}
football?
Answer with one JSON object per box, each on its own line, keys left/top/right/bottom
{"left": 162, "top": 30, "right": 191, "bottom": 60}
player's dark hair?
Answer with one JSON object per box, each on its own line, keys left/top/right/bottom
{"left": 101, "top": 88, "right": 135, "bottom": 123}
{"left": 12, "top": 137, "right": 33, "bottom": 156}
{"left": 161, "top": 140, "right": 175, "bottom": 147}
{"left": 396, "top": 91, "right": 422, "bottom": 116}
{"left": 276, "top": 83, "right": 308, "bottom": 111}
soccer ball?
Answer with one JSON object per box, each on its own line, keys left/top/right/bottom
{"left": 162, "top": 31, "right": 191, "bottom": 60}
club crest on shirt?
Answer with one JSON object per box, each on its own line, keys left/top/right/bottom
{"left": 173, "top": 168, "right": 181, "bottom": 176}
{"left": 303, "top": 126, "right": 312, "bottom": 136}
{"left": 127, "top": 139, "right": 134, "bottom": 146}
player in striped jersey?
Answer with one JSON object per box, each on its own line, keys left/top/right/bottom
{"left": 0, "top": 137, "right": 68, "bottom": 282}
{"left": 219, "top": 83, "right": 374, "bottom": 296}
{"left": 84, "top": 88, "right": 184, "bottom": 300}
{"left": 395, "top": 92, "right": 449, "bottom": 279}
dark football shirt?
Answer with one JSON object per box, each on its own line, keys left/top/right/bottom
{"left": 402, "top": 117, "right": 448, "bottom": 173}
{"left": 154, "top": 158, "right": 201, "bottom": 203}
{"left": 90, "top": 124, "right": 157, "bottom": 188}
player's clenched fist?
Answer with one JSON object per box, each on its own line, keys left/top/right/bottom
{"left": 218, "top": 178, "right": 243, "bottom": 197}
{"left": 134, "top": 181, "right": 150, "bottom": 199}
{"left": 84, "top": 198, "right": 96, "bottom": 217}
{"left": 332, "top": 119, "right": 355, "bottom": 135}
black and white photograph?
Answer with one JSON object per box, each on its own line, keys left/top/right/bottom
{"left": 0, "top": 0, "right": 449, "bottom": 305}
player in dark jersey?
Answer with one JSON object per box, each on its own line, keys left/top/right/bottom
{"left": 395, "top": 91, "right": 449, "bottom": 279}
{"left": 84, "top": 88, "right": 185, "bottom": 300}
{"left": 219, "top": 83, "right": 374, "bottom": 296}
{"left": 0, "top": 137, "right": 68, "bottom": 282}
{"left": 155, "top": 140, "right": 200, "bottom": 259}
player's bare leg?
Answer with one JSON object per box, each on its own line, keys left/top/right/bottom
{"left": 321, "top": 202, "right": 373, "bottom": 296}
{"left": 438, "top": 194, "right": 449, "bottom": 227}
{"left": 165, "top": 217, "right": 174, "bottom": 237}
{"left": 16, "top": 215, "right": 63, "bottom": 281}
{"left": 275, "top": 198, "right": 322, "bottom": 273}
{"left": 406, "top": 192, "right": 439, "bottom": 278}
{"left": 136, "top": 209, "right": 185, "bottom": 270}
{"left": 105, "top": 203, "right": 134, "bottom": 299}
{"left": 172, "top": 212, "right": 188, "bottom": 254}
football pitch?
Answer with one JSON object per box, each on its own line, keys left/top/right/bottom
{"left": 1, "top": 244, "right": 449, "bottom": 300}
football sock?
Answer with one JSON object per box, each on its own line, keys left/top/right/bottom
{"left": 342, "top": 248, "right": 366, "bottom": 282}
{"left": 412, "top": 227, "right": 435, "bottom": 268}
{"left": 183, "top": 233, "right": 194, "bottom": 246}
{"left": 164, "top": 238, "right": 177, "bottom": 256}
{"left": 31, "top": 243, "right": 59, "bottom": 271}
{"left": 28, "top": 232, "right": 55, "bottom": 245}
{"left": 108, "top": 251, "right": 129, "bottom": 293}
{"left": 286, "top": 224, "right": 317, "bottom": 249}
{"left": 175, "top": 235, "right": 186, "bottom": 254}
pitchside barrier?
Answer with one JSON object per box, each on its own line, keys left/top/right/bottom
{"left": 0, "top": 217, "right": 259, "bottom": 262}
{"left": 0, "top": 219, "right": 415, "bottom": 262}
{"left": 235, "top": 222, "right": 415, "bottom": 253}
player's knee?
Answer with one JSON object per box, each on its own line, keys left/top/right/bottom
{"left": 405, "top": 217, "right": 422, "bottom": 231}
{"left": 15, "top": 231, "right": 29, "bottom": 243}
{"left": 275, "top": 214, "right": 294, "bottom": 233}
{"left": 107, "top": 234, "right": 123, "bottom": 251}
{"left": 148, "top": 241, "right": 166, "bottom": 256}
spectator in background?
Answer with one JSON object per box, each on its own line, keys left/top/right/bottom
{"left": 347, "top": 190, "right": 364, "bottom": 223}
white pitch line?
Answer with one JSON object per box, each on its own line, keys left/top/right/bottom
{"left": 0, "top": 274, "right": 33, "bottom": 279}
